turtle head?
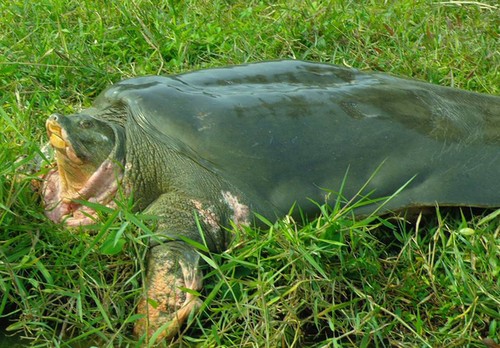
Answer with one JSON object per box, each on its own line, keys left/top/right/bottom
{"left": 46, "top": 113, "right": 119, "bottom": 194}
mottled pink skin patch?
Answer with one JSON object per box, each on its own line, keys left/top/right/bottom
{"left": 42, "top": 159, "right": 123, "bottom": 226}
{"left": 191, "top": 200, "right": 220, "bottom": 233}
{"left": 221, "top": 191, "right": 250, "bottom": 226}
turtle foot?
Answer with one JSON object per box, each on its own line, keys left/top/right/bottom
{"left": 134, "top": 242, "right": 202, "bottom": 344}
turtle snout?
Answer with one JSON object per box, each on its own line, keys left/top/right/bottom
{"left": 48, "top": 113, "right": 62, "bottom": 123}
{"left": 46, "top": 114, "right": 66, "bottom": 150}
{"left": 46, "top": 114, "right": 63, "bottom": 131}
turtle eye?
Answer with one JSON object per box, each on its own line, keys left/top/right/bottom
{"left": 79, "top": 120, "right": 93, "bottom": 129}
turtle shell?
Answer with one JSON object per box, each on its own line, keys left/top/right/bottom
{"left": 89, "top": 60, "right": 500, "bottom": 216}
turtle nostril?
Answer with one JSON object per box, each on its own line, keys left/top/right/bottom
{"left": 49, "top": 113, "right": 61, "bottom": 122}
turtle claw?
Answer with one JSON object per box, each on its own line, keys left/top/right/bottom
{"left": 134, "top": 242, "right": 202, "bottom": 344}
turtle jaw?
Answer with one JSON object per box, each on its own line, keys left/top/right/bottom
{"left": 47, "top": 120, "right": 66, "bottom": 150}
{"left": 46, "top": 116, "right": 87, "bottom": 199}
{"left": 46, "top": 116, "right": 84, "bottom": 165}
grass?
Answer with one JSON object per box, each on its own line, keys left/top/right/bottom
{"left": 1, "top": 0, "right": 499, "bottom": 347}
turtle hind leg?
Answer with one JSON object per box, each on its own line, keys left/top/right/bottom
{"left": 134, "top": 241, "right": 202, "bottom": 344}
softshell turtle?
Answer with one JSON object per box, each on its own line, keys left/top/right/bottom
{"left": 41, "top": 60, "right": 500, "bottom": 342}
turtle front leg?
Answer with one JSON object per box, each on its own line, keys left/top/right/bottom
{"left": 134, "top": 241, "right": 202, "bottom": 343}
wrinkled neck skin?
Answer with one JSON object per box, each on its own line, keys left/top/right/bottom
{"left": 42, "top": 122, "right": 126, "bottom": 226}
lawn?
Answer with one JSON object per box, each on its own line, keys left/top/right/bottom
{"left": 1, "top": 0, "right": 499, "bottom": 347}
